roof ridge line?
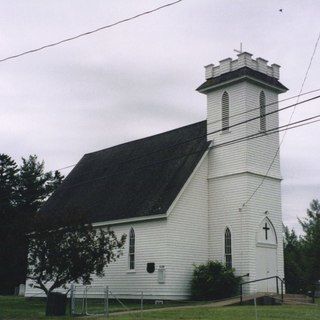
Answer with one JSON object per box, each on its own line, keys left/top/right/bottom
{"left": 84, "top": 119, "right": 206, "bottom": 156}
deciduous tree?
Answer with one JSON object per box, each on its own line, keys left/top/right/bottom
{"left": 27, "top": 210, "right": 126, "bottom": 296}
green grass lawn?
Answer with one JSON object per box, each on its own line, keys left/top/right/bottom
{"left": 0, "top": 296, "right": 188, "bottom": 319}
{"left": 0, "top": 295, "right": 319, "bottom": 320}
{"left": 107, "top": 304, "right": 320, "bottom": 320}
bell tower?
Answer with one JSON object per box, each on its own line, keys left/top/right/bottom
{"left": 197, "top": 52, "right": 288, "bottom": 292}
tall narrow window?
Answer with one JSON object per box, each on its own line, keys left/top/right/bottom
{"left": 260, "top": 91, "right": 266, "bottom": 131}
{"left": 129, "top": 228, "right": 135, "bottom": 270}
{"left": 225, "top": 228, "right": 232, "bottom": 268}
{"left": 222, "top": 91, "right": 230, "bottom": 131}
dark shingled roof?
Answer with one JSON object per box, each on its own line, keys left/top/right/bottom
{"left": 196, "top": 66, "right": 288, "bottom": 93}
{"left": 41, "top": 121, "right": 210, "bottom": 223}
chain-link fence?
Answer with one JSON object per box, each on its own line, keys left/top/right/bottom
{"left": 70, "top": 285, "right": 145, "bottom": 318}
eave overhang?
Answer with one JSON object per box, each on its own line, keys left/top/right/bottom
{"left": 196, "top": 67, "right": 288, "bottom": 94}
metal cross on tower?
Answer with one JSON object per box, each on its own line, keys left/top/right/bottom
{"left": 263, "top": 222, "right": 270, "bottom": 240}
{"left": 234, "top": 42, "right": 243, "bottom": 54}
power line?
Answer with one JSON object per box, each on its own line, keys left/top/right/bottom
{"left": 46, "top": 112, "right": 320, "bottom": 193}
{"left": 1, "top": 92, "right": 320, "bottom": 203}
{"left": 52, "top": 88, "right": 320, "bottom": 174}
{"left": 26, "top": 92, "right": 320, "bottom": 181}
{"left": 242, "top": 31, "right": 320, "bottom": 208}
{"left": 2, "top": 93, "right": 320, "bottom": 201}
{"left": 214, "top": 114, "right": 320, "bottom": 150}
{"left": 1, "top": 111, "right": 319, "bottom": 203}
{"left": 0, "top": 0, "right": 183, "bottom": 64}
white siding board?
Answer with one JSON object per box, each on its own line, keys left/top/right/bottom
{"left": 165, "top": 155, "right": 209, "bottom": 298}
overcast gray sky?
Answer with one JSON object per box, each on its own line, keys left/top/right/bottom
{"left": 1, "top": 0, "right": 319, "bottom": 233}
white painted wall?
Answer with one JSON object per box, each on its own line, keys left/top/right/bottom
{"left": 25, "top": 218, "right": 170, "bottom": 298}
{"left": 165, "top": 154, "right": 209, "bottom": 299}
{"left": 25, "top": 154, "right": 210, "bottom": 300}
{"left": 205, "top": 76, "right": 284, "bottom": 294}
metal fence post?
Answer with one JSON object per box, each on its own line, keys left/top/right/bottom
{"left": 140, "top": 291, "right": 144, "bottom": 319}
{"left": 240, "top": 284, "right": 243, "bottom": 305}
{"left": 70, "top": 284, "right": 75, "bottom": 316}
{"left": 85, "top": 286, "right": 88, "bottom": 315}
{"left": 276, "top": 277, "right": 279, "bottom": 294}
{"left": 281, "top": 280, "right": 284, "bottom": 302}
{"left": 312, "top": 283, "right": 315, "bottom": 304}
{"left": 105, "top": 286, "right": 109, "bottom": 318}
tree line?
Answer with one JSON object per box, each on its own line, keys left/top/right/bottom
{"left": 284, "top": 199, "right": 320, "bottom": 293}
{"left": 1, "top": 151, "right": 319, "bottom": 296}
{"left": 0, "top": 154, "right": 63, "bottom": 294}
{"left": 0, "top": 153, "right": 126, "bottom": 300}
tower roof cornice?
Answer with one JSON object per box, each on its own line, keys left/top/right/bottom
{"left": 197, "top": 53, "right": 288, "bottom": 94}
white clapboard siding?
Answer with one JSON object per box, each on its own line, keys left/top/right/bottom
{"left": 165, "top": 154, "right": 209, "bottom": 299}
{"left": 206, "top": 75, "right": 284, "bottom": 293}
{"left": 25, "top": 156, "right": 210, "bottom": 300}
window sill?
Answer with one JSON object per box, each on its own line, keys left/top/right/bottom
{"left": 127, "top": 270, "right": 136, "bottom": 274}
{"left": 220, "top": 130, "right": 231, "bottom": 135}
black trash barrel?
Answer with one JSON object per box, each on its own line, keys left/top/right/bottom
{"left": 46, "top": 292, "right": 67, "bottom": 316}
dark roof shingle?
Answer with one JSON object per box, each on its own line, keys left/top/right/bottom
{"left": 41, "top": 121, "right": 209, "bottom": 223}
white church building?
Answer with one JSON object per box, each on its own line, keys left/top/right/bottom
{"left": 26, "top": 52, "right": 288, "bottom": 300}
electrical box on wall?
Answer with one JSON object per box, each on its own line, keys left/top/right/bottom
{"left": 146, "top": 262, "right": 155, "bottom": 273}
{"left": 158, "top": 265, "right": 165, "bottom": 284}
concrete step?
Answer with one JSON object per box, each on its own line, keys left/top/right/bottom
{"left": 282, "top": 293, "right": 313, "bottom": 305}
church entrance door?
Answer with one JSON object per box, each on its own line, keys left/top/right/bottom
{"left": 255, "top": 246, "right": 277, "bottom": 292}
{"left": 255, "top": 218, "right": 278, "bottom": 293}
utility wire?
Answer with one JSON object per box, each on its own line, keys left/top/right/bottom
{"left": 215, "top": 114, "right": 320, "bottom": 150}
{"left": 54, "top": 88, "right": 320, "bottom": 173}
{"left": 58, "top": 95, "right": 320, "bottom": 176}
{"left": 0, "top": 0, "right": 183, "bottom": 63}
{"left": 242, "top": 31, "right": 320, "bottom": 208}
{"left": 50, "top": 89, "right": 320, "bottom": 172}
{"left": 216, "top": 88, "right": 320, "bottom": 128}
{"left": 1, "top": 93, "right": 319, "bottom": 202}
{"left": 1, "top": 111, "right": 319, "bottom": 203}
{"left": 45, "top": 113, "right": 320, "bottom": 192}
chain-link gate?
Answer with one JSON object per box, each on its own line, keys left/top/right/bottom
{"left": 70, "top": 285, "right": 144, "bottom": 318}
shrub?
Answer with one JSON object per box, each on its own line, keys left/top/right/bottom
{"left": 191, "top": 260, "right": 241, "bottom": 300}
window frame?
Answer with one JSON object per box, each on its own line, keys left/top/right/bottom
{"left": 128, "top": 228, "right": 135, "bottom": 270}
{"left": 224, "top": 227, "right": 232, "bottom": 269}
{"left": 259, "top": 91, "right": 266, "bottom": 132}
{"left": 221, "top": 91, "right": 230, "bottom": 132}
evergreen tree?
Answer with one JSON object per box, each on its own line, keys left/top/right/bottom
{"left": 17, "top": 155, "right": 62, "bottom": 214}
{"left": 283, "top": 226, "right": 306, "bottom": 293}
{"left": 0, "top": 154, "right": 64, "bottom": 294}
{"left": 299, "top": 199, "right": 320, "bottom": 287}
{"left": 0, "top": 154, "right": 19, "bottom": 209}
{"left": 0, "top": 154, "right": 19, "bottom": 294}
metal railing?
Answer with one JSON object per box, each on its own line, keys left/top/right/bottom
{"left": 239, "top": 276, "right": 285, "bottom": 305}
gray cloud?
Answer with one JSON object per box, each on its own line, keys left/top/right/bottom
{"left": 1, "top": 0, "right": 320, "bottom": 232}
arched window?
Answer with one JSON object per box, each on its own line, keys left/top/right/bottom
{"left": 225, "top": 228, "right": 232, "bottom": 268}
{"left": 129, "top": 228, "right": 135, "bottom": 270}
{"left": 222, "top": 91, "right": 229, "bottom": 131}
{"left": 260, "top": 91, "right": 266, "bottom": 131}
